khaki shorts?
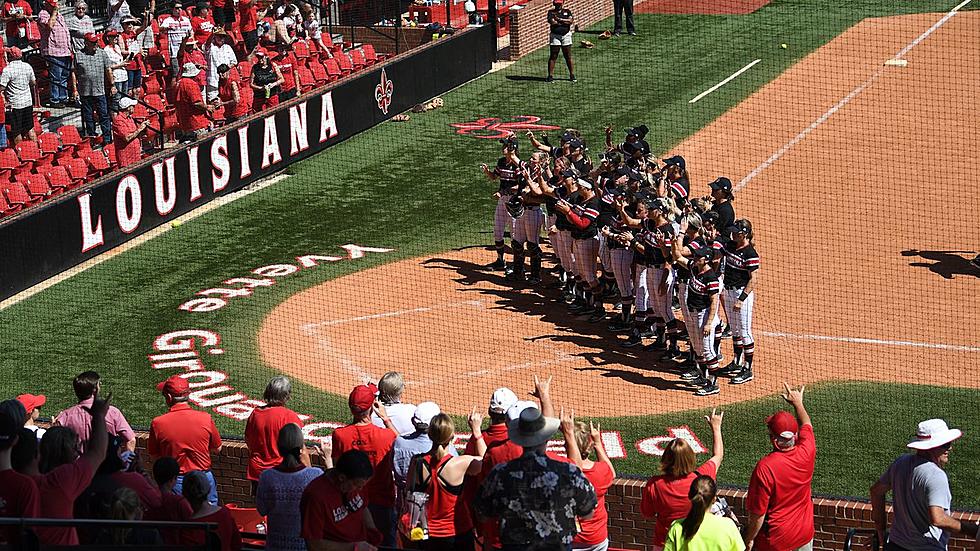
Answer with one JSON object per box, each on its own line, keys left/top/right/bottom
{"left": 550, "top": 31, "right": 573, "bottom": 46}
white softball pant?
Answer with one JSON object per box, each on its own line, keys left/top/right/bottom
{"left": 634, "top": 264, "right": 654, "bottom": 314}
{"left": 610, "top": 248, "right": 634, "bottom": 298}
{"left": 650, "top": 267, "right": 676, "bottom": 322}
{"left": 598, "top": 234, "right": 612, "bottom": 271}
{"left": 552, "top": 230, "right": 575, "bottom": 272}
{"left": 493, "top": 193, "right": 514, "bottom": 242}
{"left": 513, "top": 207, "right": 543, "bottom": 244}
{"left": 721, "top": 287, "right": 755, "bottom": 345}
{"left": 572, "top": 235, "right": 600, "bottom": 286}
{"left": 688, "top": 306, "right": 719, "bottom": 362}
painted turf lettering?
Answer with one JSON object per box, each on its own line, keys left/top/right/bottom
{"left": 635, "top": 426, "right": 706, "bottom": 457}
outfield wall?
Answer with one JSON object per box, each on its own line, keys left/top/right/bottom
{"left": 124, "top": 431, "right": 980, "bottom": 551}
{"left": 0, "top": 25, "right": 494, "bottom": 302}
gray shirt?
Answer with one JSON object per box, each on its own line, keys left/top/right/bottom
{"left": 66, "top": 13, "right": 95, "bottom": 52}
{"left": 255, "top": 466, "right": 323, "bottom": 551}
{"left": 881, "top": 454, "right": 952, "bottom": 551}
{"left": 392, "top": 432, "right": 457, "bottom": 495}
{"left": 74, "top": 48, "right": 111, "bottom": 97}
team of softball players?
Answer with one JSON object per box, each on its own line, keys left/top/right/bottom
{"left": 481, "top": 127, "right": 760, "bottom": 397}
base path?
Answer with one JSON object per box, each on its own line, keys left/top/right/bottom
{"left": 259, "top": 10, "right": 980, "bottom": 417}
{"left": 635, "top": 0, "right": 771, "bottom": 15}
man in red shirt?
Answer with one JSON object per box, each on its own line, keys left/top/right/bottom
{"left": 190, "top": 4, "right": 214, "bottom": 44}
{"left": 237, "top": 0, "right": 258, "bottom": 51}
{"left": 244, "top": 375, "right": 303, "bottom": 487}
{"left": 145, "top": 457, "right": 194, "bottom": 545}
{"left": 274, "top": 49, "right": 299, "bottom": 102}
{"left": 2, "top": 0, "right": 32, "bottom": 48}
{"left": 112, "top": 95, "right": 149, "bottom": 165}
{"left": 332, "top": 384, "right": 399, "bottom": 547}
{"left": 0, "top": 413, "right": 40, "bottom": 547}
{"left": 148, "top": 375, "right": 223, "bottom": 505}
{"left": 301, "top": 449, "right": 383, "bottom": 551}
{"left": 174, "top": 62, "right": 211, "bottom": 142}
{"left": 745, "top": 383, "right": 816, "bottom": 551}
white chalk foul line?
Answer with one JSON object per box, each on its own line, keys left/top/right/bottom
{"left": 689, "top": 59, "right": 762, "bottom": 104}
{"left": 301, "top": 300, "right": 486, "bottom": 332}
{"left": 736, "top": 0, "right": 970, "bottom": 191}
{"left": 761, "top": 331, "right": 980, "bottom": 353}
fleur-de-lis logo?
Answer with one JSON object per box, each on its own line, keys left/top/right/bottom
{"left": 450, "top": 116, "right": 561, "bottom": 139}
{"left": 375, "top": 68, "right": 394, "bottom": 115}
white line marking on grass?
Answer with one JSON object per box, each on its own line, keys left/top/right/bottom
{"left": 302, "top": 300, "right": 485, "bottom": 331}
{"left": 689, "top": 59, "right": 762, "bottom": 104}
{"left": 735, "top": 0, "right": 970, "bottom": 191}
{"left": 761, "top": 331, "right": 980, "bottom": 353}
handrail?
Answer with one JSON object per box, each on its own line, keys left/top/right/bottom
{"left": 0, "top": 517, "right": 219, "bottom": 529}
{"left": 844, "top": 528, "right": 881, "bottom": 551}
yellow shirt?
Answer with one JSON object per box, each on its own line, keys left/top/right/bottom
{"left": 664, "top": 512, "right": 745, "bottom": 551}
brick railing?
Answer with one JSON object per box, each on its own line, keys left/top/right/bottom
{"left": 508, "top": 0, "right": 614, "bottom": 59}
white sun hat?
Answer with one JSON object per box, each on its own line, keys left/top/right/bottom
{"left": 907, "top": 419, "right": 962, "bottom": 450}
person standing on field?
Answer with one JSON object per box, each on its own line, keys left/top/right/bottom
{"left": 546, "top": 0, "right": 575, "bottom": 83}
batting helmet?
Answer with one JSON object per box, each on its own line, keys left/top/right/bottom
{"left": 506, "top": 196, "right": 525, "bottom": 219}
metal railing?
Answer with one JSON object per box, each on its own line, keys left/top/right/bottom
{"left": 0, "top": 517, "right": 219, "bottom": 551}
{"left": 844, "top": 528, "right": 881, "bottom": 551}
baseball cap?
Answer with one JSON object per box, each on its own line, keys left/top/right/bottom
{"left": 662, "top": 155, "right": 686, "bottom": 171}
{"left": 626, "top": 125, "right": 648, "bottom": 138}
{"left": 577, "top": 178, "right": 593, "bottom": 190}
{"left": 766, "top": 410, "right": 799, "bottom": 439}
{"left": 567, "top": 138, "right": 584, "bottom": 150}
{"left": 560, "top": 168, "right": 576, "bottom": 178}
{"left": 119, "top": 96, "right": 138, "bottom": 109}
{"left": 506, "top": 400, "right": 539, "bottom": 422}
{"left": 348, "top": 383, "right": 379, "bottom": 413}
{"left": 709, "top": 177, "right": 733, "bottom": 193}
{"left": 552, "top": 0, "right": 563, "bottom": 4}
{"left": 701, "top": 210, "right": 720, "bottom": 226}
{"left": 727, "top": 219, "right": 751, "bottom": 235}
{"left": 0, "top": 412, "right": 18, "bottom": 447}
{"left": 84, "top": 32, "right": 99, "bottom": 42}
{"left": 489, "top": 387, "right": 518, "bottom": 414}
{"left": 157, "top": 375, "right": 190, "bottom": 396}
{"left": 560, "top": 131, "right": 575, "bottom": 143}
{"left": 16, "top": 394, "right": 46, "bottom": 413}
{"left": 104, "top": 30, "right": 119, "bottom": 39}
{"left": 689, "top": 246, "right": 713, "bottom": 260}
{"left": 412, "top": 402, "right": 441, "bottom": 426}
{"left": 499, "top": 136, "right": 519, "bottom": 150}
{"left": 7, "top": 47, "right": 22, "bottom": 60}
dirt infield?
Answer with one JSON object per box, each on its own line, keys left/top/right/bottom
{"left": 635, "top": 0, "right": 770, "bottom": 15}
{"left": 259, "top": 11, "right": 980, "bottom": 416}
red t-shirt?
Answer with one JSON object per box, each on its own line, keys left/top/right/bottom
{"left": 147, "top": 402, "right": 222, "bottom": 472}
{"left": 145, "top": 492, "right": 194, "bottom": 545}
{"left": 32, "top": 460, "right": 96, "bottom": 545}
{"left": 276, "top": 53, "right": 297, "bottom": 92}
{"left": 112, "top": 112, "right": 143, "bottom": 166}
{"left": 0, "top": 469, "right": 40, "bottom": 545}
{"left": 464, "top": 422, "right": 508, "bottom": 455}
{"left": 173, "top": 77, "right": 210, "bottom": 133}
{"left": 179, "top": 49, "right": 208, "bottom": 85}
{"left": 747, "top": 423, "right": 816, "bottom": 551}
{"left": 301, "top": 473, "right": 380, "bottom": 545}
{"left": 110, "top": 471, "right": 163, "bottom": 511}
{"left": 182, "top": 507, "right": 242, "bottom": 551}
{"left": 331, "top": 424, "right": 396, "bottom": 507}
{"left": 640, "top": 459, "right": 718, "bottom": 546}
{"left": 244, "top": 405, "right": 303, "bottom": 481}
{"left": 574, "top": 461, "right": 614, "bottom": 545}
{"left": 190, "top": 15, "right": 214, "bottom": 44}
{"left": 219, "top": 77, "right": 251, "bottom": 118}
{"left": 237, "top": 0, "right": 257, "bottom": 32}
{"left": 3, "top": 0, "right": 31, "bottom": 41}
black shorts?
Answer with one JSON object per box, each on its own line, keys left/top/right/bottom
{"left": 8, "top": 106, "right": 33, "bottom": 136}
{"left": 214, "top": 5, "right": 235, "bottom": 25}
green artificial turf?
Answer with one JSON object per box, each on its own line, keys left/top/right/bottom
{"left": 1, "top": 0, "right": 974, "bottom": 502}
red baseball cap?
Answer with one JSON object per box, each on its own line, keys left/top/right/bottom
{"left": 766, "top": 410, "right": 799, "bottom": 439}
{"left": 84, "top": 32, "right": 99, "bottom": 43}
{"left": 156, "top": 375, "right": 190, "bottom": 396}
{"left": 348, "top": 383, "right": 379, "bottom": 413}
{"left": 16, "top": 394, "right": 46, "bottom": 413}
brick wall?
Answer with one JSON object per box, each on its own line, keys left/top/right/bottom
{"left": 133, "top": 435, "right": 980, "bottom": 549}
{"left": 508, "top": 0, "right": 613, "bottom": 60}
{"left": 344, "top": 26, "right": 431, "bottom": 55}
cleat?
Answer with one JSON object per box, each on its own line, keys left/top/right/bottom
{"left": 526, "top": 275, "right": 542, "bottom": 285}
{"left": 487, "top": 259, "right": 507, "bottom": 271}
{"left": 638, "top": 327, "right": 655, "bottom": 338}
{"left": 607, "top": 319, "right": 632, "bottom": 333}
{"left": 587, "top": 309, "right": 607, "bottom": 323}
{"left": 662, "top": 348, "right": 681, "bottom": 360}
{"left": 730, "top": 368, "right": 754, "bottom": 384}
{"left": 971, "top": 255, "right": 980, "bottom": 271}
{"left": 720, "top": 323, "right": 732, "bottom": 338}
{"left": 504, "top": 268, "right": 525, "bottom": 282}
{"left": 695, "top": 382, "right": 720, "bottom": 396}
{"left": 680, "top": 368, "right": 702, "bottom": 381}
{"left": 716, "top": 361, "right": 741, "bottom": 376}
{"left": 622, "top": 332, "right": 643, "bottom": 347}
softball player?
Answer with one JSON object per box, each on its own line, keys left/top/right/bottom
{"left": 480, "top": 136, "right": 524, "bottom": 271}
{"left": 672, "top": 213, "right": 707, "bottom": 364}
{"left": 670, "top": 230, "right": 722, "bottom": 396}
{"left": 718, "top": 219, "right": 759, "bottom": 384}
{"left": 662, "top": 155, "right": 690, "bottom": 210}
{"left": 541, "top": 167, "right": 580, "bottom": 301}
{"left": 508, "top": 152, "right": 550, "bottom": 284}
{"left": 601, "top": 195, "right": 636, "bottom": 332}
{"left": 554, "top": 178, "right": 604, "bottom": 321}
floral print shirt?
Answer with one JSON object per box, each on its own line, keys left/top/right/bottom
{"left": 476, "top": 449, "right": 597, "bottom": 547}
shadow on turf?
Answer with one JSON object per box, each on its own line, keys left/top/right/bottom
{"left": 419, "top": 254, "right": 695, "bottom": 393}
{"left": 505, "top": 75, "right": 556, "bottom": 83}
{"left": 899, "top": 249, "right": 980, "bottom": 280}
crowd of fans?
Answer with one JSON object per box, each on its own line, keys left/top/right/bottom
{"left": 0, "top": 367, "right": 977, "bottom": 551}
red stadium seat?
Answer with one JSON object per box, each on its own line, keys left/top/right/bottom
{"left": 335, "top": 52, "right": 353, "bottom": 74}
{"left": 85, "top": 150, "right": 111, "bottom": 176}
{"left": 57, "top": 125, "right": 87, "bottom": 151}
{"left": 104, "top": 146, "right": 118, "bottom": 166}
{"left": 362, "top": 44, "right": 385, "bottom": 62}
{"left": 45, "top": 166, "right": 73, "bottom": 191}
{"left": 1, "top": 182, "right": 37, "bottom": 207}
{"left": 237, "top": 60, "right": 253, "bottom": 82}
{"left": 296, "top": 66, "right": 316, "bottom": 92}
{"left": 132, "top": 102, "right": 150, "bottom": 121}
{"left": 64, "top": 157, "right": 91, "bottom": 184}
{"left": 0, "top": 149, "right": 19, "bottom": 180}
{"left": 349, "top": 48, "right": 367, "bottom": 69}
{"left": 323, "top": 58, "right": 342, "bottom": 80}
{"left": 23, "top": 173, "right": 53, "bottom": 199}
{"left": 144, "top": 93, "right": 167, "bottom": 113}
{"left": 308, "top": 60, "right": 329, "bottom": 86}
{"left": 292, "top": 40, "right": 311, "bottom": 59}
{"left": 38, "top": 132, "right": 61, "bottom": 156}
{"left": 16, "top": 141, "right": 45, "bottom": 167}
{"left": 0, "top": 191, "right": 19, "bottom": 216}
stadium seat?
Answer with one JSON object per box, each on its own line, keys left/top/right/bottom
{"left": 237, "top": 60, "right": 253, "bottom": 82}
{"left": 38, "top": 132, "right": 61, "bottom": 157}
{"left": 350, "top": 48, "right": 367, "bottom": 69}
{"left": 335, "top": 52, "right": 354, "bottom": 74}
{"left": 296, "top": 66, "right": 316, "bottom": 92}
{"left": 144, "top": 93, "right": 167, "bottom": 113}
{"left": 0, "top": 149, "right": 19, "bottom": 180}
{"left": 1, "top": 182, "right": 37, "bottom": 208}
{"left": 362, "top": 43, "right": 385, "bottom": 63}
{"left": 293, "top": 40, "right": 311, "bottom": 59}
{"left": 45, "top": 166, "right": 73, "bottom": 192}
{"left": 132, "top": 102, "right": 150, "bottom": 121}
{"left": 57, "top": 125, "right": 87, "bottom": 151}
{"left": 16, "top": 140, "right": 45, "bottom": 167}
{"left": 308, "top": 60, "right": 329, "bottom": 86}
{"left": 23, "top": 173, "right": 53, "bottom": 200}
{"left": 85, "top": 150, "right": 111, "bottom": 176}
{"left": 323, "top": 58, "right": 342, "bottom": 81}
{"left": 0, "top": 191, "right": 19, "bottom": 216}
{"left": 64, "top": 157, "right": 91, "bottom": 184}
{"left": 104, "top": 146, "right": 119, "bottom": 166}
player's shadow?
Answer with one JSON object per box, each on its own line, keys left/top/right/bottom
{"left": 900, "top": 250, "right": 979, "bottom": 280}
{"left": 505, "top": 75, "right": 553, "bottom": 82}
{"left": 420, "top": 255, "right": 696, "bottom": 392}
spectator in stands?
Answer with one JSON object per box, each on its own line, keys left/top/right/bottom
{"left": 0, "top": 413, "right": 40, "bottom": 547}
{"left": 298, "top": 3, "right": 328, "bottom": 51}
{"left": 270, "top": 3, "right": 297, "bottom": 45}
{"left": 145, "top": 457, "right": 194, "bottom": 545}
{"left": 332, "top": 383, "right": 399, "bottom": 547}
{"left": 178, "top": 36, "right": 207, "bottom": 89}
{"left": 38, "top": 0, "right": 72, "bottom": 108}
{"left": 212, "top": 0, "right": 233, "bottom": 31}
{"left": 54, "top": 371, "right": 135, "bottom": 452}
{"left": 871, "top": 419, "right": 978, "bottom": 550}
{"left": 82, "top": 433, "right": 163, "bottom": 515}
{"left": 0, "top": 399, "right": 26, "bottom": 427}
{"left": 0, "top": 95, "right": 6, "bottom": 148}
{"left": 16, "top": 393, "right": 46, "bottom": 440}
{"left": 159, "top": 2, "right": 192, "bottom": 75}
{"left": 250, "top": 49, "right": 284, "bottom": 111}
{"left": 475, "top": 403, "right": 597, "bottom": 551}
{"left": 121, "top": 16, "right": 148, "bottom": 96}
{"left": 373, "top": 371, "right": 415, "bottom": 435}
{"left": 466, "top": 387, "right": 518, "bottom": 457}
{"left": 190, "top": 3, "right": 214, "bottom": 44}
{"left": 73, "top": 33, "right": 114, "bottom": 142}
{"left": 300, "top": 449, "right": 383, "bottom": 551}
{"left": 0, "top": 47, "right": 37, "bottom": 145}
{"left": 182, "top": 470, "right": 243, "bottom": 551}
{"left": 664, "top": 476, "right": 743, "bottom": 551}
{"left": 2, "top": 0, "right": 32, "bottom": 48}
{"left": 206, "top": 29, "right": 238, "bottom": 100}
{"left": 273, "top": 49, "right": 299, "bottom": 102}
{"left": 174, "top": 61, "right": 212, "bottom": 142}
{"left": 147, "top": 374, "right": 222, "bottom": 504}
{"left": 743, "top": 383, "right": 815, "bottom": 551}
{"left": 103, "top": 30, "right": 130, "bottom": 108}
{"left": 245, "top": 375, "right": 303, "bottom": 489}
{"left": 94, "top": 487, "right": 163, "bottom": 545}
{"left": 237, "top": 0, "right": 259, "bottom": 51}
{"left": 214, "top": 63, "right": 251, "bottom": 122}
{"left": 112, "top": 96, "right": 149, "bottom": 163}
{"left": 392, "top": 402, "right": 455, "bottom": 497}
{"left": 107, "top": 0, "right": 130, "bottom": 31}
{"left": 641, "top": 409, "right": 725, "bottom": 550}
{"left": 561, "top": 413, "right": 616, "bottom": 551}
{"left": 66, "top": 1, "right": 95, "bottom": 53}
{"left": 406, "top": 412, "right": 485, "bottom": 551}
{"left": 256, "top": 423, "right": 325, "bottom": 551}
{"left": 28, "top": 393, "right": 111, "bottom": 545}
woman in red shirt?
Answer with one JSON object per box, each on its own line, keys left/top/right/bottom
{"left": 405, "top": 413, "right": 485, "bottom": 551}
{"left": 300, "top": 450, "right": 383, "bottom": 551}
{"left": 561, "top": 415, "right": 616, "bottom": 551}
{"left": 640, "top": 410, "right": 725, "bottom": 550}
{"left": 244, "top": 375, "right": 302, "bottom": 488}
{"left": 181, "top": 470, "right": 242, "bottom": 551}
